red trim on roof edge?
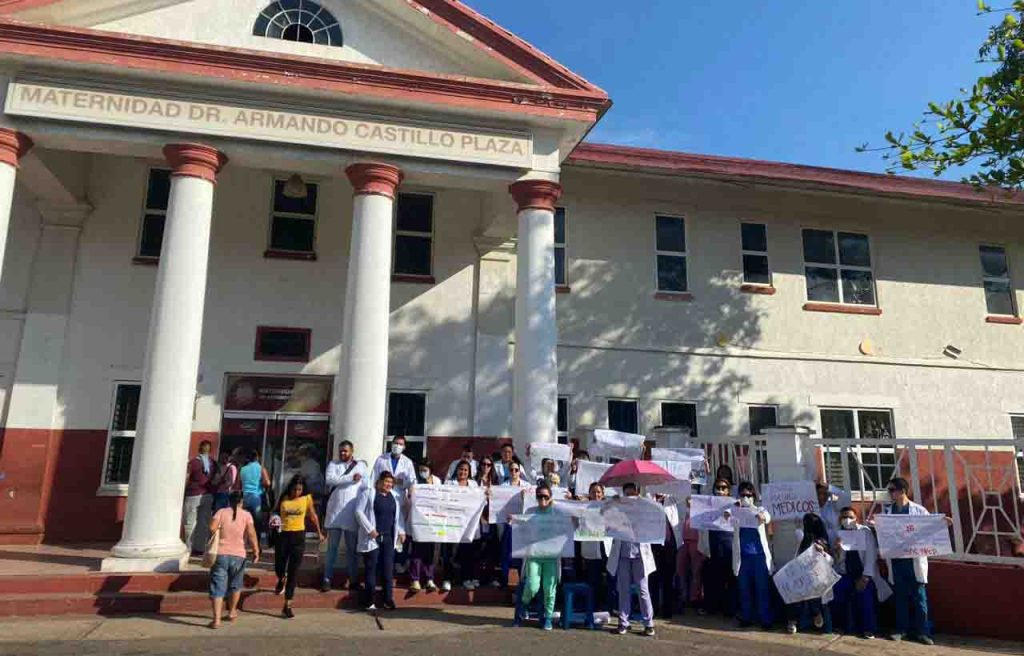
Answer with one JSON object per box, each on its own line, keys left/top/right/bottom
{"left": 0, "top": 21, "right": 608, "bottom": 122}
{"left": 568, "top": 142, "right": 1023, "bottom": 206}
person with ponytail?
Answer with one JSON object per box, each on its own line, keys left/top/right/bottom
{"left": 207, "top": 490, "right": 260, "bottom": 629}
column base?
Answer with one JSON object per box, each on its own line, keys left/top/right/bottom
{"left": 100, "top": 551, "right": 190, "bottom": 573}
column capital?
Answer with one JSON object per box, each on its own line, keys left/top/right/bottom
{"left": 345, "top": 162, "right": 403, "bottom": 199}
{"left": 163, "top": 143, "right": 228, "bottom": 183}
{"left": 0, "top": 128, "right": 33, "bottom": 168}
{"left": 509, "top": 179, "right": 562, "bottom": 213}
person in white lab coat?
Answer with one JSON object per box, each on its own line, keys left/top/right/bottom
{"left": 446, "top": 443, "right": 479, "bottom": 480}
{"left": 321, "top": 440, "right": 367, "bottom": 592}
{"left": 371, "top": 435, "right": 417, "bottom": 496}
{"left": 355, "top": 471, "right": 406, "bottom": 611}
{"left": 608, "top": 482, "right": 658, "bottom": 637}
{"left": 832, "top": 506, "right": 886, "bottom": 639}
{"left": 723, "top": 481, "right": 773, "bottom": 630}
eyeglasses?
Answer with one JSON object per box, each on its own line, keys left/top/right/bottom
{"left": 536, "top": 495, "right": 551, "bottom": 501}
{"left": 739, "top": 493, "right": 754, "bottom": 498}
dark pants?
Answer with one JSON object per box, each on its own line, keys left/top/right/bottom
{"left": 584, "top": 557, "right": 615, "bottom": 611}
{"left": 477, "top": 530, "right": 501, "bottom": 585}
{"left": 500, "top": 527, "right": 520, "bottom": 587}
{"left": 651, "top": 539, "right": 677, "bottom": 618}
{"left": 831, "top": 575, "right": 877, "bottom": 635}
{"left": 456, "top": 542, "right": 478, "bottom": 584}
{"left": 410, "top": 540, "right": 435, "bottom": 583}
{"left": 892, "top": 561, "right": 929, "bottom": 637}
{"left": 274, "top": 531, "right": 305, "bottom": 600}
{"left": 363, "top": 534, "right": 396, "bottom": 606}
{"left": 737, "top": 554, "right": 773, "bottom": 627}
{"left": 703, "top": 553, "right": 736, "bottom": 616}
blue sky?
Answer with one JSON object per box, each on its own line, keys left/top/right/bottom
{"left": 465, "top": 1, "right": 997, "bottom": 178}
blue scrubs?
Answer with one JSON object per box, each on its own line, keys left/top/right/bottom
{"left": 889, "top": 505, "right": 930, "bottom": 638}
{"left": 737, "top": 527, "right": 772, "bottom": 627}
{"left": 832, "top": 546, "right": 877, "bottom": 635}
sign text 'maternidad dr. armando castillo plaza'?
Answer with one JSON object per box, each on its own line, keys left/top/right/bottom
{"left": 4, "top": 81, "right": 534, "bottom": 168}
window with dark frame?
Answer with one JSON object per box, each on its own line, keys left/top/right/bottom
{"left": 741, "top": 222, "right": 771, "bottom": 286}
{"left": 252, "top": 1, "right": 344, "bottom": 47}
{"left": 748, "top": 405, "right": 778, "bottom": 435}
{"left": 393, "top": 193, "right": 433, "bottom": 277}
{"left": 557, "top": 396, "right": 569, "bottom": 444}
{"left": 820, "top": 407, "right": 895, "bottom": 492}
{"left": 254, "top": 327, "right": 311, "bottom": 363}
{"left": 103, "top": 384, "right": 141, "bottom": 486}
{"left": 660, "top": 401, "right": 698, "bottom": 437}
{"left": 1011, "top": 415, "right": 1024, "bottom": 491}
{"left": 386, "top": 391, "right": 426, "bottom": 437}
{"left": 608, "top": 399, "right": 639, "bottom": 434}
{"left": 655, "top": 215, "right": 687, "bottom": 292}
{"left": 802, "top": 229, "right": 876, "bottom": 305}
{"left": 554, "top": 207, "right": 567, "bottom": 287}
{"left": 136, "top": 169, "right": 170, "bottom": 260}
{"left": 980, "top": 245, "right": 1016, "bottom": 316}
{"left": 267, "top": 179, "right": 319, "bottom": 256}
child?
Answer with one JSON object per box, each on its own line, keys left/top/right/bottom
{"left": 831, "top": 506, "right": 881, "bottom": 639}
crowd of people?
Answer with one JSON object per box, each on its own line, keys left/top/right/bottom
{"left": 189, "top": 437, "right": 947, "bottom": 644}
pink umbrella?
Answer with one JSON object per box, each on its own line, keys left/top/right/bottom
{"left": 599, "top": 460, "right": 677, "bottom": 487}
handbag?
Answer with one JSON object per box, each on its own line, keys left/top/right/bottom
{"left": 201, "top": 528, "right": 220, "bottom": 568}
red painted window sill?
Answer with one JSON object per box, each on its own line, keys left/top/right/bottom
{"left": 392, "top": 273, "right": 436, "bottom": 284}
{"left": 556, "top": 284, "right": 571, "bottom": 294}
{"left": 131, "top": 256, "right": 159, "bottom": 266}
{"left": 264, "top": 249, "right": 317, "bottom": 261}
{"left": 985, "top": 315, "right": 1023, "bottom": 325}
{"left": 740, "top": 284, "right": 776, "bottom": 295}
{"left": 803, "top": 302, "right": 882, "bottom": 316}
{"left": 654, "top": 291, "right": 694, "bottom": 302}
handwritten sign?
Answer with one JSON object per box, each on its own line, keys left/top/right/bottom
{"left": 409, "top": 485, "right": 485, "bottom": 543}
{"left": 648, "top": 460, "right": 693, "bottom": 497}
{"left": 730, "top": 506, "right": 762, "bottom": 529}
{"left": 554, "top": 500, "right": 608, "bottom": 542}
{"left": 574, "top": 460, "right": 612, "bottom": 496}
{"left": 651, "top": 448, "right": 707, "bottom": 485}
{"left": 488, "top": 486, "right": 524, "bottom": 524}
{"left": 761, "top": 481, "right": 818, "bottom": 521}
{"left": 510, "top": 511, "right": 576, "bottom": 559}
{"left": 875, "top": 514, "right": 953, "bottom": 559}
{"left": 591, "top": 429, "right": 645, "bottom": 461}
{"left": 689, "top": 495, "right": 736, "bottom": 532}
{"left": 529, "top": 442, "right": 572, "bottom": 465}
{"left": 837, "top": 529, "right": 868, "bottom": 552}
{"left": 773, "top": 546, "right": 841, "bottom": 604}
{"left": 600, "top": 497, "right": 666, "bottom": 544}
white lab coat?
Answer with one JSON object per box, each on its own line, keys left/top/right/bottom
{"left": 730, "top": 505, "right": 773, "bottom": 576}
{"left": 883, "top": 500, "right": 930, "bottom": 584}
{"left": 371, "top": 453, "right": 417, "bottom": 494}
{"left": 323, "top": 459, "right": 368, "bottom": 531}
{"left": 607, "top": 540, "right": 657, "bottom": 578}
{"left": 354, "top": 488, "right": 407, "bottom": 553}
{"left": 835, "top": 523, "right": 893, "bottom": 602}
{"left": 445, "top": 478, "right": 479, "bottom": 488}
{"left": 494, "top": 461, "right": 519, "bottom": 484}
{"left": 446, "top": 458, "right": 478, "bottom": 480}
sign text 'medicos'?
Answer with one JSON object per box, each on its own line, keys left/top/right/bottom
{"left": 5, "top": 83, "right": 533, "bottom": 168}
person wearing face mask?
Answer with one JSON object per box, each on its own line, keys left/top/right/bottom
{"left": 408, "top": 460, "right": 442, "bottom": 592}
{"left": 321, "top": 440, "right": 368, "bottom": 592}
{"left": 371, "top": 435, "right": 417, "bottom": 497}
{"left": 785, "top": 513, "right": 834, "bottom": 634}
{"left": 723, "top": 481, "right": 773, "bottom": 630}
{"left": 514, "top": 482, "right": 561, "bottom": 631}
{"left": 832, "top": 506, "right": 881, "bottom": 640}
{"left": 698, "top": 477, "right": 736, "bottom": 618}
{"left": 608, "top": 482, "right": 657, "bottom": 637}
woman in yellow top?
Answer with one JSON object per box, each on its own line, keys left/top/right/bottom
{"left": 272, "top": 474, "right": 325, "bottom": 618}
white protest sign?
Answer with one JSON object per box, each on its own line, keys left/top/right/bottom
{"left": 522, "top": 486, "right": 568, "bottom": 512}
{"left": 410, "top": 484, "right": 486, "bottom": 543}
{"left": 600, "top": 497, "right": 666, "bottom": 544}
{"left": 773, "top": 546, "right": 841, "bottom": 604}
{"left": 648, "top": 460, "right": 693, "bottom": 497}
{"left": 529, "top": 442, "right": 572, "bottom": 464}
{"left": 689, "top": 494, "right": 736, "bottom": 532}
{"left": 574, "top": 460, "right": 612, "bottom": 496}
{"left": 554, "top": 499, "right": 608, "bottom": 542}
{"left": 837, "top": 529, "right": 868, "bottom": 552}
{"left": 651, "top": 448, "right": 707, "bottom": 485}
{"left": 488, "top": 486, "right": 524, "bottom": 524}
{"left": 730, "top": 506, "right": 762, "bottom": 529}
{"left": 510, "top": 511, "right": 576, "bottom": 558}
{"left": 592, "top": 429, "right": 645, "bottom": 461}
{"left": 761, "top": 481, "right": 818, "bottom": 521}
{"left": 874, "top": 514, "right": 953, "bottom": 559}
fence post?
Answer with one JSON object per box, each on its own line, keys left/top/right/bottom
{"left": 761, "top": 426, "right": 816, "bottom": 568}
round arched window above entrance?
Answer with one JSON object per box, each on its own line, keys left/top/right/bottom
{"left": 253, "top": 1, "right": 343, "bottom": 47}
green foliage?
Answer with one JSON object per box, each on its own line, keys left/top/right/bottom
{"left": 861, "top": 1, "right": 1024, "bottom": 190}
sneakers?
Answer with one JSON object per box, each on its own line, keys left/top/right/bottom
{"left": 812, "top": 613, "right": 824, "bottom": 629}
{"left": 425, "top": 580, "right": 438, "bottom": 592}
{"left": 282, "top": 605, "right": 295, "bottom": 619}
{"left": 320, "top": 579, "right": 331, "bottom": 593}
{"left": 489, "top": 580, "right": 502, "bottom": 588}
{"left": 410, "top": 580, "right": 422, "bottom": 593}
{"left": 643, "top": 626, "right": 656, "bottom": 637}
{"left": 274, "top": 578, "right": 285, "bottom": 595}
{"left": 612, "top": 624, "right": 629, "bottom": 635}
{"left": 890, "top": 633, "right": 903, "bottom": 642}
{"left": 441, "top": 580, "right": 452, "bottom": 592}
{"left": 862, "top": 633, "right": 875, "bottom": 640}
{"left": 383, "top": 599, "right": 397, "bottom": 610}
{"left": 786, "top": 621, "right": 798, "bottom": 634}
{"left": 915, "top": 636, "right": 935, "bottom": 646}
{"left": 366, "top": 603, "right": 377, "bottom": 612}
{"left": 542, "top": 618, "right": 553, "bottom": 631}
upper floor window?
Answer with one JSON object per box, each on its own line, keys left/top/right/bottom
{"left": 802, "top": 229, "right": 876, "bottom": 306}
{"left": 393, "top": 193, "right": 434, "bottom": 278}
{"left": 554, "top": 207, "right": 567, "bottom": 287}
{"left": 136, "top": 169, "right": 170, "bottom": 260}
{"left": 557, "top": 396, "right": 569, "bottom": 444}
{"left": 253, "top": 1, "right": 343, "bottom": 47}
{"left": 980, "top": 245, "right": 1016, "bottom": 316}
{"left": 741, "top": 222, "right": 771, "bottom": 286}
{"left": 608, "top": 399, "right": 639, "bottom": 434}
{"left": 266, "top": 178, "right": 319, "bottom": 259}
{"left": 661, "top": 401, "right": 698, "bottom": 437}
{"left": 655, "top": 215, "right": 687, "bottom": 292}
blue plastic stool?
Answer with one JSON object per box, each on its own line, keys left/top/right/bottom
{"left": 561, "top": 582, "right": 596, "bottom": 630}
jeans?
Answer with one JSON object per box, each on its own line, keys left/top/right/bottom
{"left": 616, "top": 557, "right": 654, "bottom": 629}
{"left": 831, "top": 575, "right": 877, "bottom": 635}
{"left": 410, "top": 540, "right": 435, "bottom": 583}
{"left": 182, "top": 494, "right": 213, "bottom": 552}
{"left": 892, "top": 560, "right": 930, "bottom": 637}
{"left": 521, "top": 558, "right": 559, "bottom": 617}
{"left": 737, "top": 554, "right": 773, "bottom": 627}
{"left": 323, "top": 528, "right": 359, "bottom": 585}
{"left": 274, "top": 531, "right": 305, "bottom": 600}
{"left": 243, "top": 493, "right": 263, "bottom": 538}
{"left": 363, "top": 535, "right": 396, "bottom": 606}
{"left": 209, "top": 554, "right": 247, "bottom": 598}
{"left": 213, "top": 492, "right": 231, "bottom": 512}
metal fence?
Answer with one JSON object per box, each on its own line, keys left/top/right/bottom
{"left": 696, "top": 435, "right": 771, "bottom": 490}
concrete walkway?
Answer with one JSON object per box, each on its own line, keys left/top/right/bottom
{"left": 0, "top": 606, "right": 1019, "bottom": 656}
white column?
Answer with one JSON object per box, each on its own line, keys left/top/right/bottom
{"left": 762, "top": 425, "right": 816, "bottom": 568}
{"left": 334, "top": 163, "right": 402, "bottom": 460}
{"left": 0, "top": 128, "right": 32, "bottom": 283}
{"left": 510, "top": 179, "right": 562, "bottom": 454}
{"left": 103, "top": 144, "right": 227, "bottom": 572}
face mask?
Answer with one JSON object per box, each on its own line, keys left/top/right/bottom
{"left": 418, "top": 469, "right": 430, "bottom": 480}
{"left": 739, "top": 496, "right": 754, "bottom": 508}
{"left": 841, "top": 518, "right": 856, "bottom": 529}
{"left": 391, "top": 444, "right": 404, "bottom": 456}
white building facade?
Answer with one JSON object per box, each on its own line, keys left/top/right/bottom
{"left": 0, "top": 1, "right": 1021, "bottom": 569}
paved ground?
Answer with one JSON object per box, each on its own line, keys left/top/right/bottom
{"left": 0, "top": 606, "right": 1020, "bottom": 656}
